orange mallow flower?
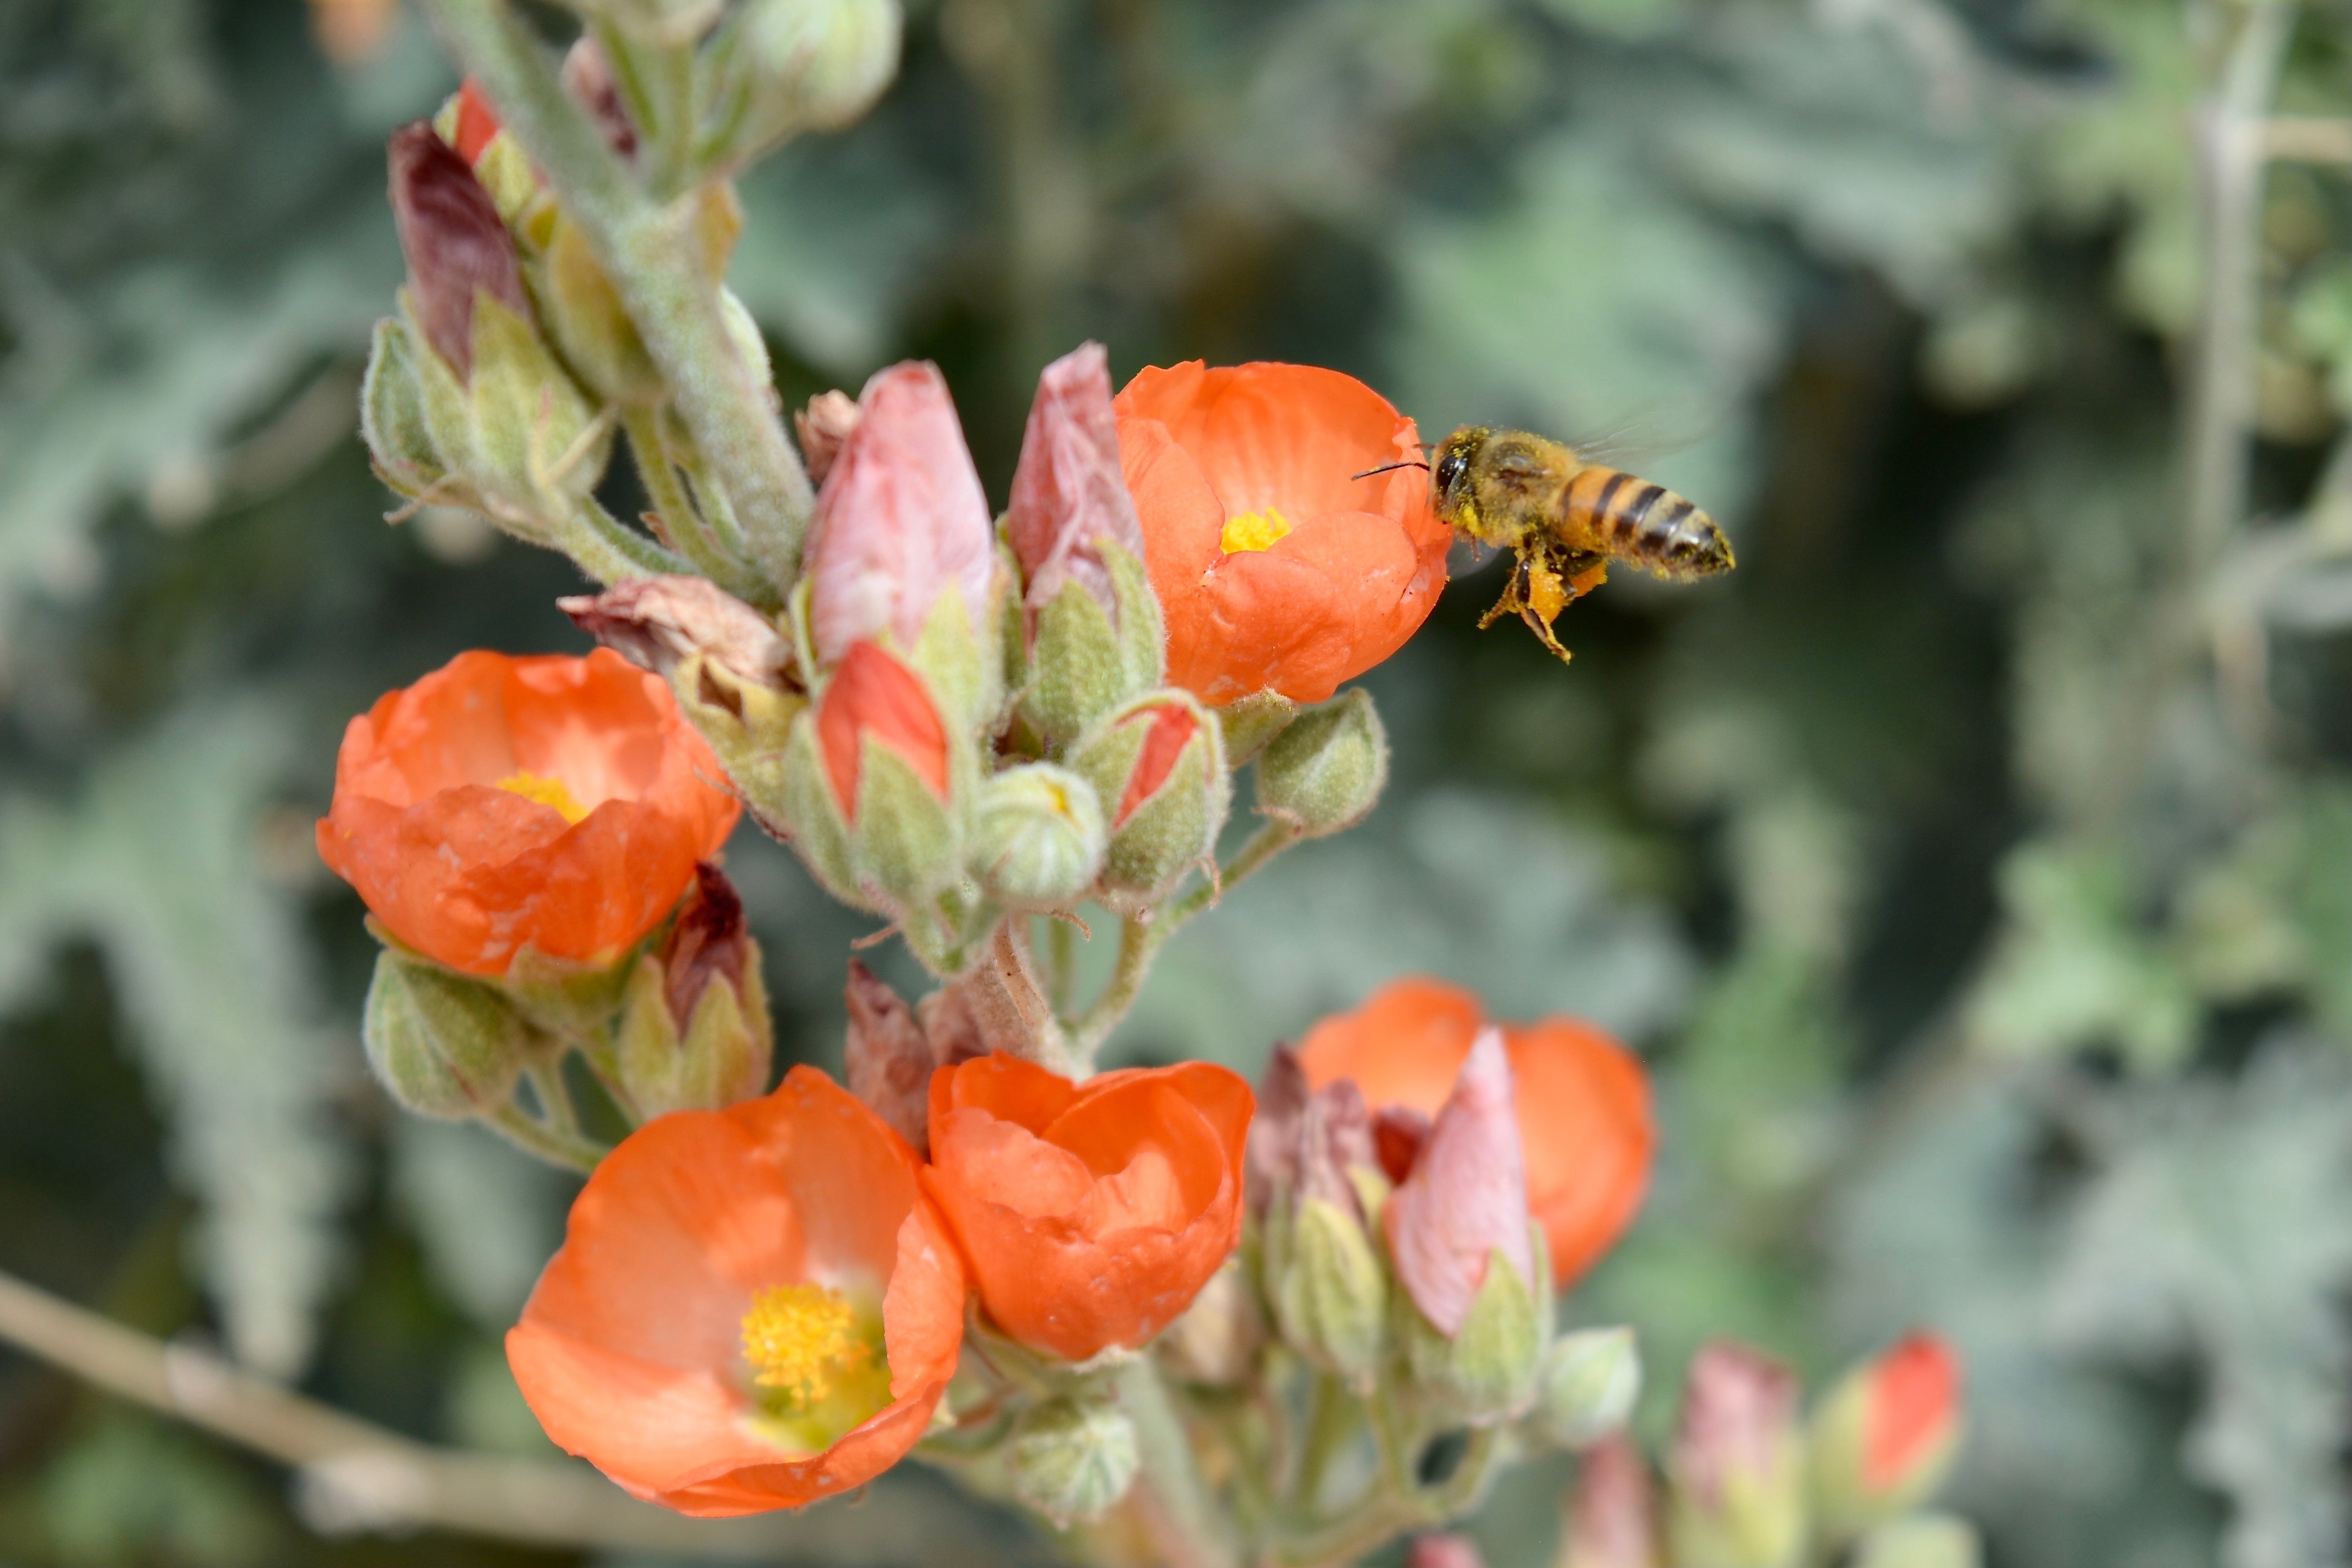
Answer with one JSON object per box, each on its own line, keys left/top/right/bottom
{"left": 1295, "top": 977, "right": 1652, "bottom": 1288}
{"left": 506, "top": 1068, "right": 965, "bottom": 1515}
{"left": 921, "top": 1054, "right": 1253, "bottom": 1361}
{"left": 316, "top": 649, "right": 740, "bottom": 976}
{"left": 1115, "top": 361, "right": 1451, "bottom": 707}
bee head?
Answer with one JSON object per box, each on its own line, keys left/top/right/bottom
{"left": 1433, "top": 428, "right": 1487, "bottom": 515}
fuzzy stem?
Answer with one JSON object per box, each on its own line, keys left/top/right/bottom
{"left": 1116, "top": 1358, "right": 1240, "bottom": 1568}
{"left": 620, "top": 406, "right": 774, "bottom": 603}
{"left": 481, "top": 1100, "right": 607, "bottom": 1174}
{"left": 420, "top": 0, "right": 813, "bottom": 591}
{"left": 557, "top": 494, "right": 689, "bottom": 582}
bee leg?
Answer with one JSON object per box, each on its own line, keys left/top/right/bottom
{"left": 1478, "top": 550, "right": 1533, "bottom": 632}
{"left": 1516, "top": 548, "right": 1583, "bottom": 664}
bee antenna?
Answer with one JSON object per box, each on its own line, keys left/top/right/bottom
{"left": 1351, "top": 459, "right": 1431, "bottom": 480}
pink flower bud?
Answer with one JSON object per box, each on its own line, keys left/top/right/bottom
{"left": 1562, "top": 1435, "right": 1661, "bottom": 1568}
{"left": 1672, "top": 1340, "right": 1801, "bottom": 1513}
{"left": 796, "top": 390, "right": 862, "bottom": 486}
{"left": 1383, "top": 1027, "right": 1535, "bottom": 1337}
{"left": 388, "top": 122, "right": 528, "bottom": 380}
{"left": 659, "top": 863, "right": 751, "bottom": 1034}
{"left": 1406, "top": 1534, "right": 1486, "bottom": 1568}
{"left": 559, "top": 575, "right": 793, "bottom": 689}
{"left": 1008, "top": 342, "right": 1148, "bottom": 619}
{"left": 843, "top": 960, "right": 935, "bottom": 1152}
{"left": 801, "top": 362, "right": 994, "bottom": 668}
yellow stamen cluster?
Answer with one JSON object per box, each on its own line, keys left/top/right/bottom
{"left": 740, "top": 1284, "right": 871, "bottom": 1408}
{"left": 1219, "top": 508, "right": 1293, "bottom": 555}
{"left": 497, "top": 771, "right": 591, "bottom": 824}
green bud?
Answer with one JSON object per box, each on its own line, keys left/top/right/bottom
{"left": 363, "top": 949, "right": 531, "bottom": 1119}
{"left": 907, "top": 574, "right": 1005, "bottom": 742}
{"left": 530, "top": 191, "right": 741, "bottom": 407}
{"left": 1069, "top": 690, "right": 1229, "bottom": 912}
{"left": 1011, "top": 1396, "right": 1139, "bottom": 1526}
{"left": 1018, "top": 543, "right": 1164, "bottom": 746}
{"left": 1808, "top": 1335, "right": 1964, "bottom": 1547}
{"left": 1530, "top": 1328, "right": 1641, "bottom": 1450}
{"left": 969, "top": 763, "right": 1106, "bottom": 910}
{"left": 1215, "top": 689, "right": 1298, "bottom": 767}
{"left": 710, "top": 0, "right": 903, "bottom": 168}
{"left": 1402, "top": 1244, "right": 1546, "bottom": 1424}
{"left": 361, "top": 318, "right": 445, "bottom": 501}
{"left": 613, "top": 867, "right": 773, "bottom": 1116}
{"left": 1265, "top": 1195, "right": 1387, "bottom": 1388}
{"left": 1850, "top": 1513, "right": 1982, "bottom": 1568}
{"left": 501, "top": 942, "right": 641, "bottom": 1040}
{"left": 773, "top": 694, "right": 961, "bottom": 923}
{"left": 1256, "top": 686, "right": 1387, "bottom": 838}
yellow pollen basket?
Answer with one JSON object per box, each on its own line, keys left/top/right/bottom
{"left": 739, "top": 1283, "right": 892, "bottom": 1453}
{"left": 496, "top": 771, "right": 591, "bottom": 824}
{"left": 1219, "top": 508, "right": 1293, "bottom": 554}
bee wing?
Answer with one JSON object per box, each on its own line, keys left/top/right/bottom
{"left": 1560, "top": 402, "right": 1724, "bottom": 472}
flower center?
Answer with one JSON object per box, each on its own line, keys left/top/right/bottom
{"left": 741, "top": 1283, "right": 872, "bottom": 1406}
{"left": 497, "top": 771, "right": 590, "bottom": 824}
{"left": 1219, "top": 508, "right": 1293, "bottom": 554}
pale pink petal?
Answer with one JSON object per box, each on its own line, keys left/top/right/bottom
{"left": 1382, "top": 1027, "right": 1533, "bottom": 1337}
{"left": 1007, "top": 342, "right": 1148, "bottom": 616}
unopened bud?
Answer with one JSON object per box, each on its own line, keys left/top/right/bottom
{"left": 795, "top": 390, "right": 861, "bottom": 485}
{"left": 615, "top": 865, "right": 772, "bottom": 1116}
{"left": 1216, "top": 689, "right": 1298, "bottom": 767}
{"left": 777, "top": 641, "right": 959, "bottom": 919}
{"left": 842, "top": 960, "right": 936, "bottom": 1152}
{"left": 363, "top": 948, "right": 531, "bottom": 1118}
{"left": 1402, "top": 1241, "right": 1544, "bottom": 1423}
{"left": 1386, "top": 1030, "right": 1535, "bottom": 1338}
{"left": 1560, "top": 1435, "right": 1660, "bottom": 1568}
{"left": 1069, "top": 691, "right": 1228, "bottom": 911}
{"left": 1810, "top": 1333, "right": 1964, "bottom": 1544}
{"left": 1011, "top": 1396, "right": 1139, "bottom": 1526}
{"left": 1850, "top": 1512, "right": 1982, "bottom": 1568}
{"left": 968, "top": 762, "right": 1106, "bottom": 910}
{"left": 1407, "top": 1535, "right": 1486, "bottom": 1568}
{"left": 388, "top": 123, "right": 528, "bottom": 381}
{"left": 1156, "top": 1258, "right": 1261, "bottom": 1386}
{"left": 537, "top": 190, "right": 741, "bottom": 406}
{"left": 714, "top": 0, "right": 902, "bottom": 164}
{"left": 1531, "top": 1328, "right": 1641, "bottom": 1450}
{"left": 1266, "top": 1194, "right": 1388, "bottom": 1387}
{"left": 361, "top": 318, "right": 446, "bottom": 501}
{"left": 1256, "top": 686, "right": 1387, "bottom": 837}
{"left": 1666, "top": 1341, "right": 1807, "bottom": 1568}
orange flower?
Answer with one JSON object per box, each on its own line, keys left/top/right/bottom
{"left": 1114, "top": 361, "right": 1451, "bottom": 706}
{"left": 921, "top": 1054, "right": 1253, "bottom": 1361}
{"left": 1294, "top": 977, "right": 1651, "bottom": 1287}
{"left": 506, "top": 1068, "right": 965, "bottom": 1515}
{"left": 316, "top": 649, "right": 740, "bottom": 976}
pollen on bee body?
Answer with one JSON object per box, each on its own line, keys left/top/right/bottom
{"left": 740, "top": 1283, "right": 873, "bottom": 1407}
{"left": 496, "top": 771, "right": 591, "bottom": 824}
{"left": 1219, "top": 508, "right": 1293, "bottom": 555}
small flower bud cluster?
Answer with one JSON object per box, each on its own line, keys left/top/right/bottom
{"left": 1553, "top": 1333, "right": 1972, "bottom": 1568}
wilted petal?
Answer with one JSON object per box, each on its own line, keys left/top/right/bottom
{"left": 388, "top": 122, "right": 527, "bottom": 379}
{"left": 843, "top": 960, "right": 935, "bottom": 1153}
{"left": 561, "top": 38, "right": 639, "bottom": 157}
{"left": 660, "top": 863, "right": 751, "bottom": 1034}
{"left": 801, "top": 363, "right": 994, "bottom": 667}
{"left": 1009, "top": 342, "right": 1148, "bottom": 616}
{"left": 795, "top": 390, "right": 861, "bottom": 486}
{"left": 1382, "top": 1028, "right": 1533, "bottom": 1337}
{"left": 1372, "top": 1103, "right": 1429, "bottom": 1184}
{"left": 560, "top": 575, "right": 793, "bottom": 689}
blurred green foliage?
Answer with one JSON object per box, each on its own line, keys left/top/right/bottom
{"left": 7, "top": 0, "right": 2352, "bottom": 1564}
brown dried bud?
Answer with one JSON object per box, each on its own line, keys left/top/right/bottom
{"left": 795, "top": 390, "right": 861, "bottom": 486}
{"left": 561, "top": 38, "right": 640, "bottom": 157}
{"left": 1561, "top": 1435, "right": 1661, "bottom": 1568}
{"left": 1248, "top": 1045, "right": 1376, "bottom": 1217}
{"left": 559, "top": 575, "right": 794, "bottom": 689}
{"left": 387, "top": 122, "right": 527, "bottom": 380}
{"left": 1007, "top": 340, "right": 1148, "bottom": 618}
{"left": 843, "top": 960, "right": 934, "bottom": 1152}
{"left": 661, "top": 864, "right": 751, "bottom": 1033}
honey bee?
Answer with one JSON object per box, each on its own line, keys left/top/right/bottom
{"left": 1374, "top": 427, "right": 1735, "bottom": 663}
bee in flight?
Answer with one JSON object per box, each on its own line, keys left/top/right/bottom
{"left": 1365, "top": 427, "right": 1735, "bottom": 662}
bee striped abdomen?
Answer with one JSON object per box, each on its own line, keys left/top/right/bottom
{"left": 1563, "top": 463, "right": 1733, "bottom": 581}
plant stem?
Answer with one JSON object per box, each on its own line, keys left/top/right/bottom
{"left": 482, "top": 1100, "right": 607, "bottom": 1174}
{"left": 420, "top": 0, "right": 814, "bottom": 592}
{"left": 559, "top": 495, "right": 690, "bottom": 582}
{"left": 1160, "top": 819, "right": 1304, "bottom": 934}
{"left": 1116, "top": 1358, "right": 1239, "bottom": 1568}
{"left": 621, "top": 405, "right": 774, "bottom": 603}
